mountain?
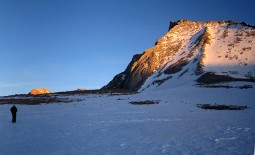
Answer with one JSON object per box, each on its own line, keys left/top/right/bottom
{"left": 29, "top": 88, "right": 52, "bottom": 95}
{"left": 103, "top": 19, "right": 255, "bottom": 91}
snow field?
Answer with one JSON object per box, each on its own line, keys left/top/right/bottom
{"left": 0, "top": 86, "right": 254, "bottom": 155}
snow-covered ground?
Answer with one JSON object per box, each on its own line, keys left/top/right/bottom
{"left": 0, "top": 86, "right": 255, "bottom": 155}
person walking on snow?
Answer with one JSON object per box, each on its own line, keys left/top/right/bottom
{"left": 10, "top": 105, "right": 18, "bottom": 123}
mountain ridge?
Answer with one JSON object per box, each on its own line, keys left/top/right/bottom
{"left": 103, "top": 19, "right": 255, "bottom": 91}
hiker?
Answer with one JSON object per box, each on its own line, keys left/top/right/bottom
{"left": 10, "top": 105, "right": 18, "bottom": 123}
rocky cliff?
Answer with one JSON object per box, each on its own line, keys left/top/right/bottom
{"left": 29, "top": 88, "right": 52, "bottom": 95}
{"left": 103, "top": 19, "right": 255, "bottom": 91}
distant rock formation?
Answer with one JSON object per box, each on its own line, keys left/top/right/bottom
{"left": 103, "top": 19, "right": 255, "bottom": 91}
{"left": 76, "top": 88, "right": 86, "bottom": 91}
{"left": 29, "top": 88, "right": 52, "bottom": 95}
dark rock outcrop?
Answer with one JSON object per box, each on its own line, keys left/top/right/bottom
{"left": 168, "top": 20, "right": 178, "bottom": 31}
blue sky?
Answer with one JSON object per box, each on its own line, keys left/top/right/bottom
{"left": 0, "top": 0, "right": 255, "bottom": 96}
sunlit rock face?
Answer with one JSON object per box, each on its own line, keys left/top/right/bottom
{"left": 29, "top": 88, "right": 52, "bottom": 95}
{"left": 103, "top": 19, "right": 255, "bottom": 91}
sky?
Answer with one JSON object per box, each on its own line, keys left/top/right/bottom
{"left": 0, "top": 0, "right": 255, "bottom": 96}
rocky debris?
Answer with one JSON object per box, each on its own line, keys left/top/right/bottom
{"left": 196, "top": 72, "right": 255, "bottom": 84}
{"left": 197, "top": 104, "right": 249, "bottom": 110}
{"left": 129, "top": 100, "right": 160, "bottom": 105}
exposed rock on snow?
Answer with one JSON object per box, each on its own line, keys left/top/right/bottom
{"left": 197, "top": 103, "right": 249, "bottom": 110}
{"left": 129, "top": 100, "right": 160, "bottom": 105}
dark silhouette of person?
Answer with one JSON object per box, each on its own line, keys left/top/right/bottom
{"left": 10, "top": 105, "right": 18, "bottom": 123}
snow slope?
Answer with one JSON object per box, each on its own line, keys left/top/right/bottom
{"left": 0, "top": 86, "right": 254, "bottom": 155}
{"left": 138, "top": 20, "right": 255, "bottom": 91}
{"left": 203, "top": 22, "right": 255, "bottom": 78}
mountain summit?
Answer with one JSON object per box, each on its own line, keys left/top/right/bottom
{"left": 29, "top": 88, "right": 52, "bottom": 95}
{"left": 103, "top": 19, "right": 255, "bottom": 91}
